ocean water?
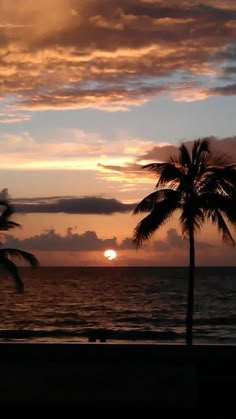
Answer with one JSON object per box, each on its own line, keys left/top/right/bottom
{"left": 0, "top": 266, "right": 235, "bottom": 344}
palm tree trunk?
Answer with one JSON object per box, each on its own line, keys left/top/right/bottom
{"left": 186, "top": 225, "right": 195, "bottom": 345}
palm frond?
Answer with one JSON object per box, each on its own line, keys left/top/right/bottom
{"left": 134, "top": 137, "right": 236, "bottom": 253}
{"left": 192, "top": 138, "right": 209, "bottom": 165}
{"left": 143, "top": 162, "right": 182, "bottom": 186}
{"left": 220, "top": 196, "right": 236, "bottom": 227}
{"left": 133, "top": 189, "right": 179, "bottom": 214}
{"left": 143, "top": 162, "right": 167, "bottom": 173}
{"left": 133, "top": 198, "right": 179, "bottom": 247}
{"left": 209, "top": 153, "right": 236, "bottom": 167}
{"left": 157, "top": 163, "right": 183, "bottom": 187}
{"left": 0, "top": 200, "right": 39, "bottom": 293}
{"left": 198, "top": 172, "right": 223, "bottom": 195}
{"left": 0, "top": 248, "right": 39, "bottom": 268}
{"left": 209, "top": 210, "right": 235, "bottom": 246}
{"left": 0, "top": 220, "right": 21, "bottom": 230}
{"left": 0, "top": 200, "right": 21, "bottom": 231}
{"left": 199, "top": 192, "right": 236, "bottom": 226}
{"left": 179, "top": 143, "right": 192, "bottom": 168}
{"left": 133, "top": 191, "right": 159, "bottom": 214}
{"left": 7, "top": 221, "right": 21, "bottom": 229}
{"left": 180, "top": 205, "right": 204, "bottom": 237}
{"left": 0, "top": 200, "right": 14, "bottom": 216}
{"left": 206, "top": 164, "right": 236, "bottom": 179}
{"left": 0, "top": 257, "right": 24, "bottom": 293}
{"left": 203, "top": 166, "right": 236, "bottom": 195}
{"left": 193, "top": 208, "right": 205, "bottom": 231}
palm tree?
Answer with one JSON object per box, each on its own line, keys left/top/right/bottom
{"left": 133, "top": 138, "right": 236, "bottom": 345}
{"left": 0, "top": 200, "right": 39, "bottom": 293}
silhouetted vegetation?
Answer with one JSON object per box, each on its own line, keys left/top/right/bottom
{"left": 0, "top": 200, "right": 39, "bottom": 292}
{"left": 133, "top": 138, "right": 236, "bottom": 345}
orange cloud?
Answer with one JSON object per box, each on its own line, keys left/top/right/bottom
{"left": 0, "top": 0, "right": 235, "bottom": 111}
{"left": 0, "top": 128, "right": 156, "bottom": 170}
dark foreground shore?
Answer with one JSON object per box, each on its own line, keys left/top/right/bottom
{"left": 0, "top": 343, "right": 235, "bottom": 412}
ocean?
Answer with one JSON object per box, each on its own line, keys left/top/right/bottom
{"left": 0, "top": 266, "right": 235, "bottom": 344}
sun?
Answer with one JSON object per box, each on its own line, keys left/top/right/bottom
{"left": 104, "top": 249, "right": 117, "bottom": 261}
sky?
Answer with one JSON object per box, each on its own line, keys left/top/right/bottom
{"left": 1, "top": 0, "right": 236, "bottom": 266}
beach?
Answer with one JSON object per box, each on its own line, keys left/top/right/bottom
{"left": 0, "top": 343, "right": 235, "bottom": 411}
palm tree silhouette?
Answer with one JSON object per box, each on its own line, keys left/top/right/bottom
{"left": 0, "top": 200, "right": 39, "bottom": 293}
{"left": 133, "top": 138, "right": 236, "bottom": 345}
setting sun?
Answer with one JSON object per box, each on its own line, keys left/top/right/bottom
{"left": 104, "top": 249, "right": 117, "bottom": 261}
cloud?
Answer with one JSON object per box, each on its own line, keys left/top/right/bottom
{"left": 98, "top": 162, "right": 143, "bottom": 176}
{"left": 152, "top": 228, "right": 213, "bottom": 251}
{"left": 2, "top": 133, "right": 234, "bottom": 189}
{"left": 0, "top": 128, "right": 155, "bottom": 170}
{"left": 208, "top": 83, "right": 236, "bottom": 96}
{"left": 2, "top": 227, "right": 213, "bottom": 253}
{"left": 0, "top": 111, "right": 31, "bottom": 124}
{"left": 12, "top": 196, "right": 136, "bottom": 214}
{"left": 3, "top": 228, "right": 118, "bottom": 251}
{"left": 140, "top": 136, "right": 236, "bottom": 162}
{"left": 0, "top": 0, "right": 236, "bottom": 112}
{"left": 152, "top": 229, "right": 187, "bottom": 252}
{"left": 100, "top": 136, "right": 236, "bottom": 177}
{"left": 138, "top": 144, "right": 178, "bottom": 163}
{"left": 119, "top": 237, "right": 136, "bottom": 250}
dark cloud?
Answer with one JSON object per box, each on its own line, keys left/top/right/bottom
{"left": 15, "top": 85, "right": 168, "bottom": 111}
{"left": 3, "top": 227, "right": 213, "bottom": 253}
{"left": 208, "top": 83, "right": 236, "bottom": 96}
{"left": 152, "top": 229, "right": 187, "bottom": 252}
{"left": 120, "top": 237, "right": 135, "bottom": 250}
{"left": 140, "top": 136, "right": 236, "bottom": 162}
{"left": 4, "top": 228, "right": 118, "bottom": 251}
{"left": 12, "top": 196, "right": 136, "bottom": 215}
{"left": 152, "top": 228, "right": 213, "bottom": 251}
{"left": 138, "top": 144, "right": 178, "bottom": 162}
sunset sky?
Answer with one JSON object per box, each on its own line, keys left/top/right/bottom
{"left": 1, "top": 0, "right": 236, "bottom": 266}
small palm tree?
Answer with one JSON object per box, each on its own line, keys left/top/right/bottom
{"left": 133, "top": 138, "right": 236, "bottom": 345}
{"left": 0, "top": 200, "right": 39, "bottom": 293}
